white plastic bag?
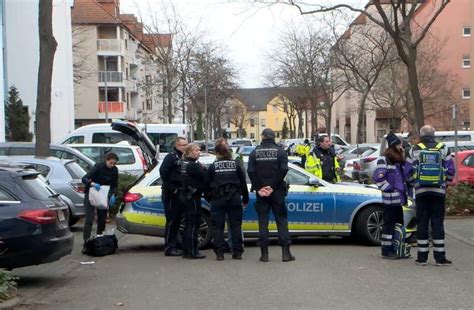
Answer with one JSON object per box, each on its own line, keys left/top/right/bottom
{"left": 88, "top": 185, "right": 110, "bottom": 210}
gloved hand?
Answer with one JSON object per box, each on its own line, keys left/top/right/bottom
{"left": 109, "top": 195, "right": 116, "bottom": 206}
{"left": 93, "top": 183, "right": 101, "bottom": 191}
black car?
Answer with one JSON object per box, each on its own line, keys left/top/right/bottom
{"left": 0, "top": 165, "right": 74, "bottom": 269}
{"left": 0, "top": 142, "right": 95, "bottom": 171}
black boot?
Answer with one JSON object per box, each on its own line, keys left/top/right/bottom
{"left": 216, "top": 252, "right": 224, "bottom": 261}
{"left": 282, "top": 246, "right": 295, "bottom": 262}
{"left": 260, "top": 247, "right": 269, "bottom": 262}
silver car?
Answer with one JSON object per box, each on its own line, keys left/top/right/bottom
{"left": 1, "top": 156, "right": 87, "bottom": 226}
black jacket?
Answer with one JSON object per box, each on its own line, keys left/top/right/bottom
{"left": 82, "top": 162, "right": 118, "bottom": 195}
{"left": 207, "top": 159, "right": 249, "bottom": 204}
{"left": 159, "top": 149, "right": 183, "bottom": 193}
{"left": 247, "top": 139, "right": 288, "bottom": 191}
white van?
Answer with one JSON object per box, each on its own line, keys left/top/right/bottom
{"left": 433, "top": 131, "right": 474, "bottom": 142}
{"left": 58, "top": 123, "right": 190, "bottom": 153}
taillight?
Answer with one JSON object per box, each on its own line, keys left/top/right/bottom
{"left": 69, "top": 181, "right": 85, "bottom": 193}
{"left": 19, "top": 209, "right": 58, "bottom": 224}
{"left": 363, "top": 157, "right": 377, "bottom": 163}
{"left": 123, "top": 192, "right": 143, "bottom": 203}
{"left": 137, "top": 149, "right": 148, "bottom": 171}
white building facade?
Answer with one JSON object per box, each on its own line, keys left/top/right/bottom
{"left": 4, "top": 0, "right": 75, "bottom": 142}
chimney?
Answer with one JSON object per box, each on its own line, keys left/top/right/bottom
{"left": 98, "top": 0, "right": 120, "bottom": 17}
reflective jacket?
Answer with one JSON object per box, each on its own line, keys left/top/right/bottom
{"left": 295, "top": 143, "right": 310, "bottom": 157}
{"left": 407, "top": 137, "right": 455, "bottom": 197}
{"left": 373, "top": 157, "right": 411, "bottom": 206}
{"left": 305, "top": 147, "right": 340, "bottom": 183}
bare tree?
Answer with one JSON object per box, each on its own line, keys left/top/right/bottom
{"left": 272, "top": 0, "right": 451, "bottom": 131}
{"left": 72, "top": 26, "right": 94, "bottom": 86}
{"left": 35, "top": 0, "right": 57, "bottom": 156}
{"left": 330, "top": 12, "right": 394, "bottom": 143}
{"left": 229, "top": 100, "right": 250, "bottom": 138}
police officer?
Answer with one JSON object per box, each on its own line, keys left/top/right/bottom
{"left": 305, "top": 135, "right": 340, "bottom": 183}
{"left": 247, "top": 128, "right": 295, "bottom": 262}
{"left": 207, "top": 143, "right": 249, "bottom": 261}
{"left": 159, "top": 137, "right": 188, "bottom": 257}
{"left": 179, "top": 143, "right": 206, "bottom": 259}
{"left": 408, "top": 125, "right": 455, "bottom": 266}
{"left": 295, "top": 139, "right": 311, "bottom": 167}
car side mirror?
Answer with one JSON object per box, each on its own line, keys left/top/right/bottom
{"left": 307, "top": 177, "right": 320, "bottom": 187}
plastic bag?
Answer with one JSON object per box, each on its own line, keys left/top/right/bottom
{"left": 88, "top": 185, "right": 110, "bottom": 209}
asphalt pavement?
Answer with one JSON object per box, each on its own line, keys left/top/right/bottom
{"left": 11, "top": 218, "right": 474, "bottom": 310}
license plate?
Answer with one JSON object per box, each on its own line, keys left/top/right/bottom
{"left": 57, "top": 210, "right": 66, "bottom": 222}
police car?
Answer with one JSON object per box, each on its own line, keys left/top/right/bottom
{"left": 111, "top": 121, "right": 416, "bottom": 248}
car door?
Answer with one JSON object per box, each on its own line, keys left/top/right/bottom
{"left": 241, "top": 166, "right": 336, "bottom": 232}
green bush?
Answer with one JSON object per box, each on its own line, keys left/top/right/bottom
{"left": 0, "top": 269, "right": 17, "bottom": 301}
{"left": 446, "top": 183, "right": 474, "bottom": 215}
{"left": 109, "top": 173, "right": 139, "bottom": 217}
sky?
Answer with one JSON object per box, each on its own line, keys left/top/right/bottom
{"left": 120, "top": 0, "right": 364, "bottom": 88}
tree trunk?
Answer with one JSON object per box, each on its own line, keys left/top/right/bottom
{"left": 406, "top": 48, "right": 424, "bottom": 132}
{"left": 35, "top": 0, "right": 57, "bottom": 157}
{"left": 326, "top": 106, "right": 332, "bottom": 137}
{"left": 297, "top": 110, "right": 304, "bottom": 138}
{"left": 167, "top": 85, "right": 173, "bottom": 123}
{"left": 356, "top": 90, "right": 369, "bottom": 144}
{"left": 304, "top": 109, "right": 308, "bottom": 138}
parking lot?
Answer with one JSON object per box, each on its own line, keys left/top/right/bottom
{"left": 12, "top": 218, "right": 474, "bottom": 310}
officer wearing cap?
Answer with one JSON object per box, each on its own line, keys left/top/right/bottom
{"left": 247, "top": 128, "right": 295, "bottom": 262}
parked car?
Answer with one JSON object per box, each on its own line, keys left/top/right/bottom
{"left": 1, "top": 157, "right": 87, "bottom": 226}
{"left": 108, "top": 121, "right": 416, "bottom": 248}
{"left": 0, "top": 165, "right": 74, "bottom": 269}
{"left": 237, "top": 146, "right": 256, "bottom": 156}
{"left": 450, "top": 150, "right": 474, "bottom": 186}
{"left": 352, "top": 145, "right": 382, "bottom": 184}
{"left": 339, "top": 144, "right": 379, "bottom": 180}
{"left": 0, "top": 142, "right": 95, "bottom": 171}
{"left": 68, "top": 143, "right": 148, "bottom": 176}
{"left": 59, "top": 123, "right": 190, "bottom": 153}
{"left": 194, "top": 140, "right": 216, "bottom": 153}
{"left": 231, "top": 139, "right": 255, "bottom": 147}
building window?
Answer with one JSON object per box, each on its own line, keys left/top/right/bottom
{"left": 260, "top": 119, "right": 266, "bottom": 127}
{"left": 462, "top": 55, "right": 471, "bottom": 68}
{"left": 146, "top": 99, "right": 152, "bottom": 110}
{"left": 250, "top": 118, "right": 255, "bottom": 127}
{"left": 462, "top": 88, "right": 470, "bottom": 99}
{"left": 250, "top": 133, "right": 255, "bottom": 139}
{"left": 272, "top": 105, "right": 278, "bottom": 113}
{"left": 463, "top": 26, "right": 471, "bottom": 37}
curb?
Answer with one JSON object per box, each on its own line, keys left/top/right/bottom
{"left": 0, "top": 297, "right": 20, "bottom": 310}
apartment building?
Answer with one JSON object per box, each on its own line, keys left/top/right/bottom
{"left": 72, "top": 0, "right": 167, "bottom": 127}
{"left": 331, "top": 1, "right": 473, "bottom": 144}
{"left": 3, "top": 0, "right": 75, "bottom": 142}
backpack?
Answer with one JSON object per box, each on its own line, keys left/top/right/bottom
{"left": 392, "top": 223, "right": 411, "bottom": 259}
{"left": 415, "top": 142, "right": 445, "bottom": 186}
{"left": 84, "top": 234, "right": 118, "bottom": 257}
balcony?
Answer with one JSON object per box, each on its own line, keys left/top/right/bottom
{"left": 98, "top": 71, "right": 123, "bottom": 83}
{"left": 97, "top": 39, "right": 123, "bottom": 55}
{"left": 98, "top": 101, "right": 124, "bottom": 113}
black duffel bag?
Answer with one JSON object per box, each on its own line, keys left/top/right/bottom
{"left": 84, "top": 234, "right": 118, "bottom": 256}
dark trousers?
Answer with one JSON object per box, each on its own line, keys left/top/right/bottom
{"left": 381, "top": 204, "right": 404, "bottom": 255}
{"left": 83, "top": 193, "right": 107, "bottom": 241}
{"left": 180, "top": 193, "right": 201, "bottom": 257}
{"left": 211, "top": 194, "right": 243, "bottom": 255}
{"left": 416, "top": 195, "right": 446, "bottom": 262}
{"left": 255, "top": 189, "right": 291, "bottom": 247}
{"left": 163, "top": 190, "right": 184, "bottom": 253}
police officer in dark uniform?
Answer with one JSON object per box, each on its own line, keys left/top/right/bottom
{"left": 179, "top": 143, "right": 206, "bottom": 259}
{"left": 159, "top": 137, "right": 187, "bottom": 257}
{"left": 207, "top": 143, "right": 249, "bottom": 261}
{"left": 247, "top": 128, "right": 295, "bottom": 262}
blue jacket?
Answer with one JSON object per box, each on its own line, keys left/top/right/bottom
{"left": 373, "top": 157, "right": 410, "bottom": 206}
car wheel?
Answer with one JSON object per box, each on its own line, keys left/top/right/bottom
{"left": 355, "top": 206, "right": 384, "bottom": 245}
{"left": 177, "top": 212, "right": 213, "bottom": 249}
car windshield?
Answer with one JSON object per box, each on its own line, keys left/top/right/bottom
{"left": 147, "top": 133, "right": 178, "bottom": 153}
{"left": 65, "top": 161, "right": 86, "bottom": 179}
{"left": 233, "top": 140, "right": 252, "bottom": 146}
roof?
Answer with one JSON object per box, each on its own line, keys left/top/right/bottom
{"left": 232, "top": 88, "right": 280, "bottom": 111}
{"left": 72, "top": 0, "right": 121, "bottom": 24}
